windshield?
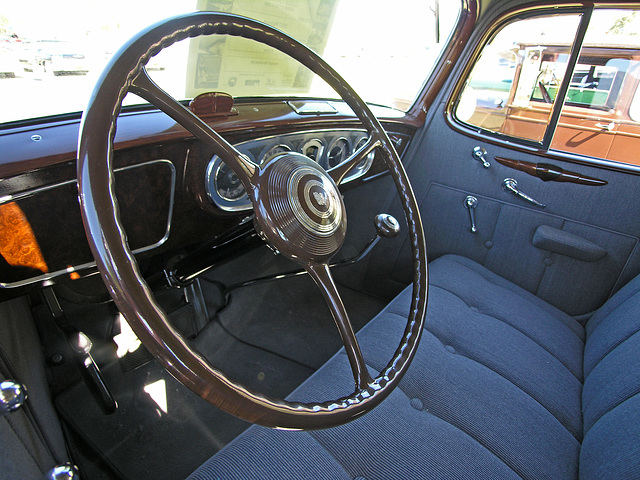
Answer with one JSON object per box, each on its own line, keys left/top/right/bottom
{"left": 0, "top": 0, "right": 461, "bottom": 125}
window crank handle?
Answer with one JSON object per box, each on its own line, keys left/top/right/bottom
{"left": 473, "top": 146, "right": 491, "bottom": 168}
{"left": 502, "top": 178, "right": 546, "bottom": 208}
{"left": 464, "top": 196, "right": 478, "bottom": 233}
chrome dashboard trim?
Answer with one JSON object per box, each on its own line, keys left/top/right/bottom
{"left": 206, "top": 129, "right": 374, "bottom": 212}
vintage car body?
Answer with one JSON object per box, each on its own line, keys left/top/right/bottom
{"left": 465, "top": 43, "right": 640, "bottom": 164}
{"left": 17, "top": 40, "right": 89, "bottom": 76}
{"left": 1, "top": 1, "right": 639, "bottom": 479}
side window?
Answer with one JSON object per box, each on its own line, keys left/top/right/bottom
{"left": 455, "top": 15, "right": 581, "bottom": 143}
{"left": 454, "top": 7, "right": 640, "bottom": 167}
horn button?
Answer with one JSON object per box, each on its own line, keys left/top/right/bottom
{"left": 251, "top": 152, "right": 346, "bottom": 263}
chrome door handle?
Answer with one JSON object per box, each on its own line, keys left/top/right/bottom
{"left": 472, "top": 146, "right": 491, "bottom": 168}
{"left": 502, "top": 178, "right": 545, "bottom": 208}
{"left": 595, "top": 122, "right": 615, "bottom": 131}
{"left": 464, "top": 195, "right": 478, "bottom": 233}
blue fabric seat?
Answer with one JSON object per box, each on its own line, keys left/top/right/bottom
{"left": 189, "top": 254, "right": 640, "bottom": 480}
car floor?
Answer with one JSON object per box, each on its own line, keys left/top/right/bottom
{"left": 48, "top": 259, "right": 387, "bottom": 480}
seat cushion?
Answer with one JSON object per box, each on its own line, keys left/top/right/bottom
{"left": 189, "top": 255, "right": 586, "bottom": 479}
{"left": 580, "top": 272, "right": 640, "bottom": 479}
{"left": 425, "top": 255, "right": 585, "bottom": 439}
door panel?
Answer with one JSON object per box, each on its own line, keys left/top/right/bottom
{"left": 405, "top": 118, "right": 640, "bottom": 316}
{"left": 356, "top": 5, "right": 640, "bottom": 316}
{"left": 357, "top": 109, "right": 640, "bottom": 316}
{"left": 421, "top": 182, "right": 637, "bottom": 315}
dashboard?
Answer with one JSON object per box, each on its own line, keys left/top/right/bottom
{"left": 0, "top": 100, "right": 413, "bottom": 296}
{"left": 0, "top": 160, "right": 175, "bottom": 288}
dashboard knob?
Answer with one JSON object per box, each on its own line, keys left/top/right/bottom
{"left": 374, "top": 214, "right": 400, "bottom": 238}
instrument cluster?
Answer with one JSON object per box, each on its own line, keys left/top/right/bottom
{"left": 205, "top": 130, "right": 375, "bottom": 212}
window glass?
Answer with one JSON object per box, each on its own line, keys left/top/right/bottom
{"left": 551, "top": 8, "right": 640, "bottom": 165}
{"left": 455, "top": 6, "right": 640, "bottom": 167}
{"left": 0, "top": 0, "right": 461, "bottom": 125}
{"left": 455, "top": 14, "right": 581, "bottom": 143}
{"left": 629, "top": 75, "right": 640, "bottom": 122}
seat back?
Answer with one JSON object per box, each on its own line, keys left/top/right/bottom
{"left": 580, "top": 274, "right": 640, "bottom": 479}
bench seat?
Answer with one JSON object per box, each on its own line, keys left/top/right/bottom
{"left": 189, "top": 254, "right": 640, "bottom": 480}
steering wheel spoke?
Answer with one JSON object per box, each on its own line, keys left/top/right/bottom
{"left": 130, "top": 68, "right": 256, "bottom": 186}
{"left": 305, "top": 263, "right": 373, "bottom": 390}
{"left": 327, "top": 135, "right": 381, "bottom": 185}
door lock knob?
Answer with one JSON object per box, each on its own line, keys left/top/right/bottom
{"left": 0, "top": 380, "right": 27, "bottom": 416}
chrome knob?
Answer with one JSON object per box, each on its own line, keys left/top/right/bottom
{"left": 0, "top": 380, "right": 27, "bottom": 416}
{"left": 70, "top": 331, "right": 93, "bottom": 355}
{"left": 374, "top": 214, "right": 400, "bottom": 238}
{"left": 42, "top": 463, "right": 80, "bottom": 480}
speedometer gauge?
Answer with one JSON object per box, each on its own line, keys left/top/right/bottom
{"left": 301, "top": 139, "right": 324, "bottom": 162}
{"left": 205, "top": 154, "right": 253, "bottom": 212}
{"left": 327, "top": 138, "right": 350, "bottom": 168}
{"left": 354, "top": 136, "right": 376, "bottom": 169}
{"left": 214, "top": 162, "right": 245, "bottom": 201}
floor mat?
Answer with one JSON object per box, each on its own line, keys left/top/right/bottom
{"left": 56, "top": 322, "right": 312, "bottom": 480}
{"left": 215, "top": 273, "right": 387, "bottom": 370}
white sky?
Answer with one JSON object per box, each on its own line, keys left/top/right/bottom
{"left": 1, "top": 0, "right": 458, "bottom": 122}
{"left": 3, "top": 0, "right": 193, "bottom": 41}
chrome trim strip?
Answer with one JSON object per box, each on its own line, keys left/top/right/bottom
{"left": 205, "top": 157, "right": 251, "bottom": 212}
{"left": 0, "top": 159, "right": 176, "bottom": 289}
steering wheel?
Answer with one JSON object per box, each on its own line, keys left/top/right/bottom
{"left": 77, "top": 12, "right": 427, "bottom": 430}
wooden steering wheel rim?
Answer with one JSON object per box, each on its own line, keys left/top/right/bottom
{"left": 77, "top": 12, "right": 428, "bottom": 429}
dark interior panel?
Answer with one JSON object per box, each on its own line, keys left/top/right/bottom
{"left": 0, "top": 160, "right": 175, "bottom": 286}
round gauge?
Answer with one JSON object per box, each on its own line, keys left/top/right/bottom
{"left": 355, "top": 136, "right": 376, "bottom": 168}
{"left": 214, "top": 162, "right": 245, "bottom": 201}
{"left": 327, "top": 138, "right": 351, "bottom": 168}
{"left": 301, "top": 139, "right": 324, "bottom": 162}
{"left": 262, "top": 144, "right": 291, "bottom": 163}
{"left": 205, "top": 155, "right": 253, "bottom": 211}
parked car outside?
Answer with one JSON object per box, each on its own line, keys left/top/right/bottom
{"left": 18, "top": 39, "right": 89, "bottom": 76}
{"left": 0, "top": 34, "right": 20, "bottom": 77}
